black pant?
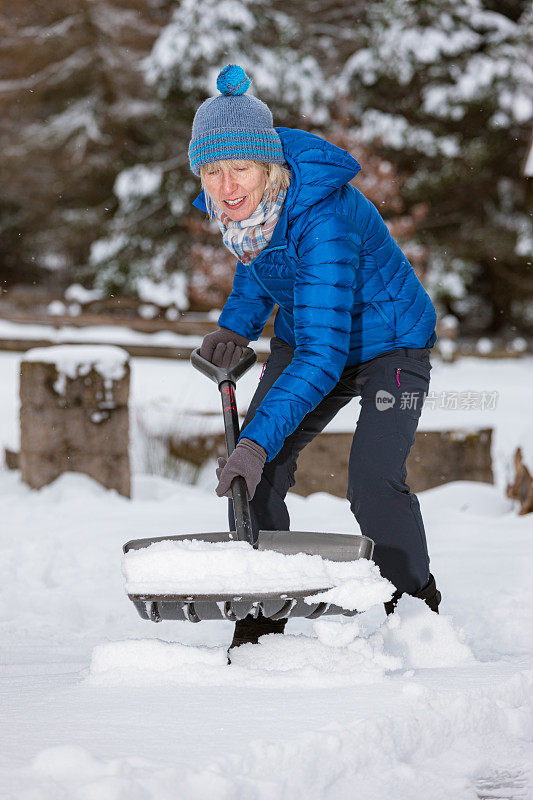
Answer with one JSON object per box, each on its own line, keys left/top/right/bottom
{"left": 230, "top": 336, "right": 433, "bottom": 596}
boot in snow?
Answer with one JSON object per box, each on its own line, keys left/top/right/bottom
{"left": 384, "top": 573, "right": 441, "bottom": 616}
{"left": 227, "top": 611, "right": 287, "bottom": 662}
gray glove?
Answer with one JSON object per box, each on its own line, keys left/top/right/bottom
{"left": 200, "top": 327, "right": 250, "bottom": 369}
{"left": 216, "top": 438, "right": 267, "bottom": 500}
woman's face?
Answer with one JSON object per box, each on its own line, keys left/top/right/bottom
{"left": 202, "top": 160, "right": 266, "bottom": 221}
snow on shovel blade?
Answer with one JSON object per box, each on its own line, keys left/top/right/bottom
{"left": 123, "top": 530, "right": 373, "bottom": 560}
{"left": 123, "top": 531, "right": 374, "bottom": 622}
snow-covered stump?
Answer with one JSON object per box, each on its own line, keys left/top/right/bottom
{"left": 19, "top": 345, "right": 131, "bottom": 497}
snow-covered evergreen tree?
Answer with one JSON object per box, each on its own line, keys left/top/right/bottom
{"left": 0, "top": 0, "right": 173, "bottom": 289}
{"left": 336, "top": 0, "right": 533, "bottom": 332}
{"left": 88, "top": 0, "right": 532, "bottom": 332}
{"left": 90, "top": 0, "right": 336, "bottom": 299}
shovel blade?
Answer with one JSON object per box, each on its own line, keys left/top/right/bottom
{"left": 123, "top": 530, "right": 374, "bottom": 622}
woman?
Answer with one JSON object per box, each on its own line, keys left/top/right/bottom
{"left": 189, "top": 65, "right": 441, "bottom": 650}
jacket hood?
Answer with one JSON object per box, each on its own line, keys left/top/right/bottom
{"left": 192, "top": 127, "right": 361, "bottom": 231}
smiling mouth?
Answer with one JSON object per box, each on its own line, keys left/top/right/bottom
{"left": 224, "top": 197, "right": 246, "bottom": 208}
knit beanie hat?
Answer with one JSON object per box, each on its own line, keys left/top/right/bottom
{"left": 188, "top": 65, "right": 285, "bottom": 176}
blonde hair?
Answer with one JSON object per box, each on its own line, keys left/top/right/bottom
{"left": 200, "top": 159, "right": 291, "bottom": 220}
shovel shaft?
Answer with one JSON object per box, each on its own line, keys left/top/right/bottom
{"left": 220, "top": 380, "right": 256, "bottom": 545}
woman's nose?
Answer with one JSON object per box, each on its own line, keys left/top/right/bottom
{"left": 221, "top": 172, "right": 238, "bottom": 194}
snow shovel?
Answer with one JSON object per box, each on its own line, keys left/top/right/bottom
{"left": 123, "top": 347, "right": 374, "bottom": 623}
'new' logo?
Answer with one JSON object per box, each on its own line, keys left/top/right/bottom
{"left": 375, "top": 390, "right": 395, "bottom": 410}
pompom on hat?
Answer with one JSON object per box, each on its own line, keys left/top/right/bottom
{"left": 188, "top": 65, "right": 285, "bottom": 176}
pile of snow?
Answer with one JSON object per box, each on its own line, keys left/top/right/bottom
{"left": 88, "top": 631, "right": 399, "bottom": 688}
{"left": 23, "top": 343, "right": 128, "bottom": 376}
{"left": 122, "top": 538, "right": 393, "bottom": 611}
{"left": 88, "top": 599, "right": 474, "bottom": 689}
{"left": 23, "top": 344, "right": 128, "bottom": 395}
{"left": 231, "top": 599, "right": 475, "bottom": 679}
{"left": 89, "top": 639, "right": 228, "bottom": 687}
{"left": 377, "top": 595, "right": 475, "bottom": 668}
{"left": 228, "top": 630, "right": 401, "bottom": 683}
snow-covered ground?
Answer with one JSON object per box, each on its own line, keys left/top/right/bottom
{"left": 1, "top": 473, "right": 532, "bottom": 799}
{"left": 0, "top": 350, "right": 532, "bottom": 798}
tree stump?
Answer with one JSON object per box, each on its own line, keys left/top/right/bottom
{"left": 506, "top": 447, "right": 533, "bottom": 515}
{"left": 19, "top": 345, "right": 131, "bottom": 497}
{"left": 405, "top": 428, "right": 493, "bottom": 493}
{"left": 291, "top": 427, "right": 493, "bottom": 497}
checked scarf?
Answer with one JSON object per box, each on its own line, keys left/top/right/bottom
{"left": 214, "top": 188, "right": 287, "bottom": 265}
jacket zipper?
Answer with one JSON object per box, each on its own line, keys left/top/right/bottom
{"left": 371, "top": 301, "right": 395, "bottom": 331}
{"left": 249, "top": 248, "right": 292, "bottom": 315}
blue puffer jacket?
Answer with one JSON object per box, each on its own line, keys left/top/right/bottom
{"left": 192, "top": 127, "right": 437, "bottom": 461}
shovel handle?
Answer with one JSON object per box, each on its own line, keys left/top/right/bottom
{"left": 191, "top": 348, "right": 257, "bottom": 546}
{"left": 190, "top": 347, "right": 257, "bottom": 387}
{"left": 219, "top": 379, "right": 256, "bottom": 545}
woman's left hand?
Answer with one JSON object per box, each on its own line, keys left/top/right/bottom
{"left": 216, "top": 438, "right": 267, "bottom": 500}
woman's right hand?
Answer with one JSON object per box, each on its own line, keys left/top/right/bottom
{"left": 199, "top": 327, "right": 250, "bottom": 368}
